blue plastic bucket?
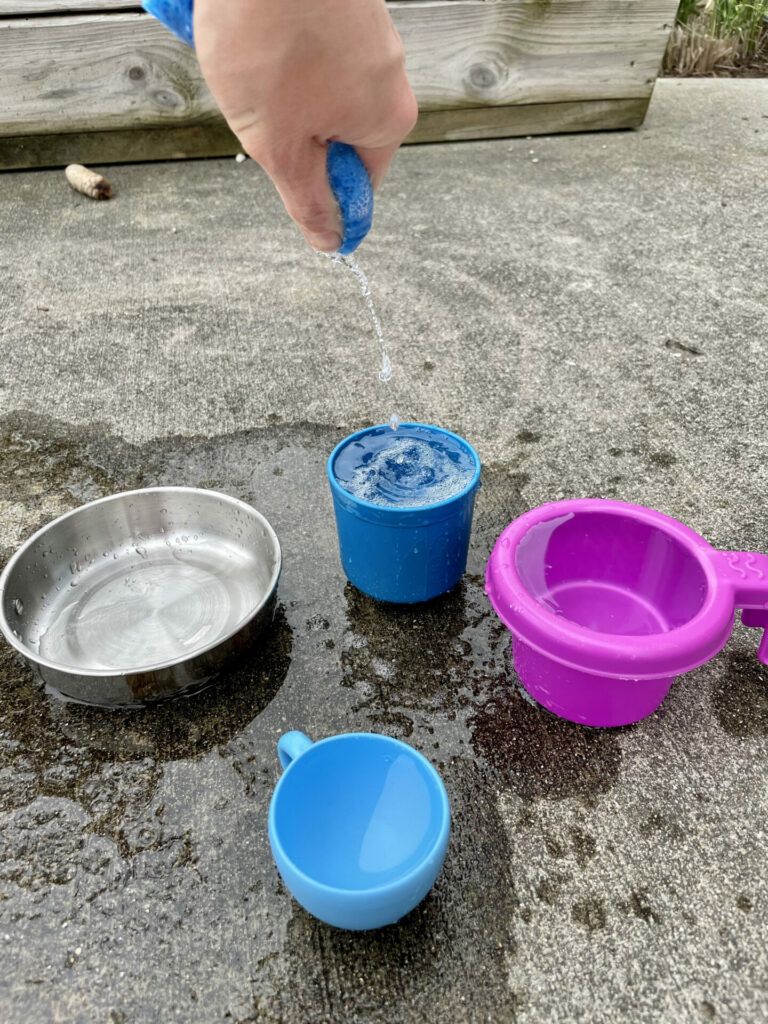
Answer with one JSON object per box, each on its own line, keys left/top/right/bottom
{"left": 327, "top": 423, "right": 482, "bottom": 604}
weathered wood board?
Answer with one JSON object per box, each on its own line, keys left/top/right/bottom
{"left": 0, "top": 97, "right": 649, "bottom": 169}
{"left": 2, "top": 0, "right": 135, "bottom": 12}
{"left": 0, "top": 0, "right": 679, "bottom": 169}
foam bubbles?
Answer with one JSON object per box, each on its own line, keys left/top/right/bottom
{"left": 341, "top": 436, "right": 474, "bottom": 508}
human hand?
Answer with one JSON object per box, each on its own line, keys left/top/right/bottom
{"left": 194, "top": 0, "right": 417, "bottom": 251}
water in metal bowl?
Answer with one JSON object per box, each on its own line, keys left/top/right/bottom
{"left": 0, "top": 488, "right": 281, "bottom": 707}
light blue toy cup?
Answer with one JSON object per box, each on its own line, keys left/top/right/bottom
{"left": 268, "top": 731, "right": 451, "bottom": 931}
{"left": 327, "top": 424, "right": 482, "bottom": 604}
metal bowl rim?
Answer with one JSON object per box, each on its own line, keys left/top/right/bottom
{"left": 0, "top": 486, "right": 282, "bottom": 677}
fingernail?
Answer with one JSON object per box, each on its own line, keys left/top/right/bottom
{"left": 307, "top": 231, "right": 342, "bottom": 252}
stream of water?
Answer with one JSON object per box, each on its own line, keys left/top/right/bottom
{"left": 321, "top": 251, "right": 399, "bottom": 430}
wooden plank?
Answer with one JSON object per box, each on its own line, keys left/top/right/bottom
{"left": 3, "top": 0, "right": 136, "bottom": 12}
{"left": 0, "top": 98, "right": 649, "bottom": 169}
{"left": 410, "top": 95, "right": 649, "bottom": 141}
{"left": 0, "top": 0, "right": 501, "bottom": 10}
{"left": 395, "top": 0, "right": 677, "bottom": 109}
{"left": 0, "top": 2, "right": 677, "bottom": 137}
{"left": 0, "top": 121, "right": 238, "bottom": 168}
{"left": 0, "top": 14, "right": 215, "bottom": 135}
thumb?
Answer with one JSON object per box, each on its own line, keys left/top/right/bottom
{"left": 262, "top": 137, "right": 343, "bottom": 252}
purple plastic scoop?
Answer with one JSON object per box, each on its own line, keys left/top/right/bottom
{"left": 486, "top": 499, "right": 768, "bottom": 727}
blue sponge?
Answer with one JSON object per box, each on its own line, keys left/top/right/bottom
{"left": 142, "top": 0, "right": 373, "bottom": 253}
{"left": 326, "top": 142, "right": 373, "bottom": 256}
{"left": 143, "top": 0, "right": 194, "bottom": 47}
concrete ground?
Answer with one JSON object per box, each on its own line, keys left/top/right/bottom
{"left": 1, "top": 78, "right": 767, "bottom": 1023}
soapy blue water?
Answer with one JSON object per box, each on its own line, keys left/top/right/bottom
{"left": 334, "top": 427, "right": 475, "bottom": 508}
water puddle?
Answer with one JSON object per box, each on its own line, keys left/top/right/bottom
{"left": 0, "top": 413, "right": 622, "bottom": 1022}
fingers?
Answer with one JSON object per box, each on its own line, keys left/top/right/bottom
{"left": 352, "top": 88, "right": 419, "bottom": 191}
{"left": 257, "top": 136, "right": 344, "bottom": 252}
{"left": 237, "top": 70, "right": 418, "bottom": 252}
{"left": 353, "top": 142, "right": 401, "bottom": 193}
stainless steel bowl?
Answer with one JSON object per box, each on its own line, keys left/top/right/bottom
{"left": 0, "top": 487, "right": 282, "bottom": 707}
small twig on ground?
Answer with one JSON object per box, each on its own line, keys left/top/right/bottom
{"left": 64, "top": 164, "right": 112, "bottom": 200}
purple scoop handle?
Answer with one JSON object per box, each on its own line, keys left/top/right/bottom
{"left": 717, "top": 551, "right": 768, "bottom": 663}
{"left": 742, "top": 610, "right": 768, "bottom": 663}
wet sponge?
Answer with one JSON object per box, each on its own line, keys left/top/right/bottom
{"left": 143, "top": 0, "right": 194, "bottom": 47}
{"left": 326, "top": 142, "right": 373, "bottom": 256}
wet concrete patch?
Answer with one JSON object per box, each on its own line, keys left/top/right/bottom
{"left": 0, "top": 412, "right": 766, "bottom": 1023}
{"left": 253, "top": 759, "right": 521, "bottom": 1024}
{"left": 0, "top": 413, "right": 577, "bottom": 1021}
{"left": 570, "top": 897, "right": 606, "bottom": 933}
{"left": 469, "top": 660, "right": 623, "bottom": 803}
{"left": 617, "top": 890, "right": 662, "bottom": 925}
{"left": 711, "top": 649, "right": 768, "bottom": 738}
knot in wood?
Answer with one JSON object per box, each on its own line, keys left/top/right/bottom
{"left": 153, "top": 89, "right": 181, "bottom": 109}
{"left": 468, "top": 63, "right": 497, "bottom": 90}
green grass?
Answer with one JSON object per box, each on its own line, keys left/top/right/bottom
{"left": 676, "top": 0, "right": 768, "bottom": 56}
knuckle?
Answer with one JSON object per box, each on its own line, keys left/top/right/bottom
{"left": 397, "top": 91, "right": 419, "bottom": 134}
{"left": 383, "top": 90, "right": 418, "bottom": 139}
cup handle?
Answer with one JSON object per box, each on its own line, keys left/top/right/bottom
{"left": 713, "top": 550, "right": 768, "bottom": 666}
{"left": 277, "top": 731, "right": 314, "bottom": 770}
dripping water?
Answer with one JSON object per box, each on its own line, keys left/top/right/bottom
{"left": 319, "top": 250, "right": 399, "bottom": 429}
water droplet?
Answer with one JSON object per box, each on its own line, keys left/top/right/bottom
{"left": 13, "top": 599, "right": 23, "bottom": 616}
{"left": 389, "top": 412, "right": 400, "bottom": 431}
{"left": 134, "top": 546, "right": 147, "bottom": 559}
{"left": 69, "top": 560, "right": 77, "bottom": 575}
{"left": 69, "top": 580, "right": 78, "bottom": 588}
